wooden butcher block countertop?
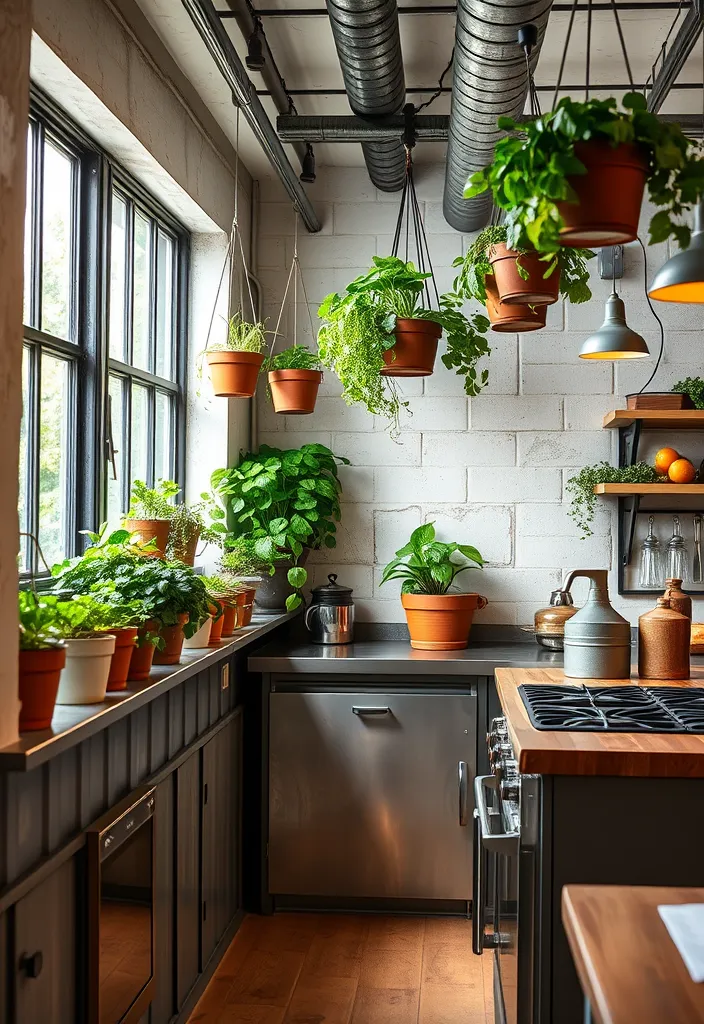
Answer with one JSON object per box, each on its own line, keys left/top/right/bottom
{"left": 494, "top": 667, "right": 704, "bottom": 777}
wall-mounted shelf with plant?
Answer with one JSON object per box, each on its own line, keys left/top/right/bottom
{"left": 465, "top": 93, "right": 704, "bottom": 252}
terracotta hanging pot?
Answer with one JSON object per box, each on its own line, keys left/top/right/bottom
{"left": 18, "top": 645, "right": 67, "bottom": 731}
{"left": 128, "top": 622, "right": 159, "bottom": 682}
{"left": 484, "top": 277, "right": 547, "bottom": 333}
{"left": 123, "top": 518, "right": 170, "bottom": 558}
{"left": 105, "top": 626, "right": 139, "bottom": 692}
{"left": 557, "top": 141, "right": 648, "bottom": 247}
{"left": 381, "top": 319, "right": 442, "bottom": 377}
{"left": 153, "top": 613, "right": 190, "bottom": 665}
{"left": 206, "top": 350, "right": 264, "bottom": 398}
{"left": 489, "top": 243, "right": 560, "bottom": 306}
{"left": 269, "top": 369, "right": 323, "bottom": 415}
{"left": 171, "top": 529, "right": 200, "bottom": 566}
{"left": 401, "top": 593, "right": 489, "bottom": 651}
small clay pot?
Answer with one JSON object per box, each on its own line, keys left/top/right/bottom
{"left": 381, "top": 319, "right": 442, "bottom": 377}
{"left": 153, "top": 614, "right": 189, "bottom": 665}
{"left": 489, "top": 242, "right": 560, "bottom": 306}
{"left": 208, "top": 605, "right": 225, "bottom": 645}
{"left": 105, "top": 627, "right": 139, "bottom": 692}
{"left": 401, "top": 592, "right": 489, "bottom": 651}
{"left": 206, "top": 350, "right": 264, "bottom": 398}
{"left": 221, "top": 604, "right": 237, "bottom": 637}
{"left": 484, "top": 277, "right": 547, "bottom": 334}
{"left": 18, "top": 645, "right": 67, "bottom": 731}
{"left": 269, "top": 369, "right": 323, "bottom": 415}
{"left": 557, "top": 141, "right": 647, "bottom": 247}
{"left": 123, "top": 518, "right": 170, "bottom": 558}
{"left": 128, "top": 632, "right": 158, "bottom": 682}
{"left": 171, "top": 529, "right": 200, "bottom": 566}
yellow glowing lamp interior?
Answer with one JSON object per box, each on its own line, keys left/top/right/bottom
{"left": 579, "top": 350, "right": 649, "bottom": 360}
{"left": 648, "top": 281, "right": 704, "bottom": 302}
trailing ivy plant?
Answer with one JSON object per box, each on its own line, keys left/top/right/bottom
{"left": 673, "top": 377, "right": 704, "bottom": 409}
{"left": 453, "top": 224, "right": 595, "bottom": 305}
{"left": 318, "top": 256, "right": 492, "bottom": 429}
{"left": 565, "top": 462, "right": 660, "bottom": 538}
{"left": 212, "top": 443, "right": 348, "bottom": 610}
{"left": 380, "top": 522, "right": 484, "bottom": 595}
{"left": 465, "top": 93, "right": 704, "bottom": 253}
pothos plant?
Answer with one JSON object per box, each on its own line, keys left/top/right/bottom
{"left": 212, "top": 443, "right": 348, "bottom": 610}
{"left": 317, "top": 256, "right": 492, "bottom": 430}
{"left": 465, "top": 93, "right": 704, "bottom": 253}
{"left": 453, "top": 223, "right": 595, "bottom": 305}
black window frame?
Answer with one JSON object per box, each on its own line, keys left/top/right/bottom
{"left": 20, "top": 87, "right": 189, "bottom": 581}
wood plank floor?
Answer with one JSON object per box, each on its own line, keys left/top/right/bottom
{"left": 189, "top": 913, "right": 494, "bottom": 1023}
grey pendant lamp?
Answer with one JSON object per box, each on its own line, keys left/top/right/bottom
{"left": 579, "top": 259, "right": 650, "bottom": 360}
{"left": 648, "top": 200, "right": 704, "bottom": 303}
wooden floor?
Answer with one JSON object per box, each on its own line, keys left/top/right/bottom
{"left": 189, "top": 913, "right": 494, "bottom": 1023}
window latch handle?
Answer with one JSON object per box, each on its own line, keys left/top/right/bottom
{"left": 106, "top": 393, "right": 118, "bottom": 481}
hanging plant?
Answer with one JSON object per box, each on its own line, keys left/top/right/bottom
{"left": 465, "top": 94, "right": 704, "bottom": 252}
{"left": 565, "top": 461, "right": 660, "bottom": 538}
{"left": 206, "top": 312, "right": 269, "bottom": 399}
{"left": 453, "top": 224, "right": 595, "bottom": 307}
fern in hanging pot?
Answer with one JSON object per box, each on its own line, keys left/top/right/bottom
{"left": 266, "top": 344, "right": 323, "bottom": 415}
{"left": 205, "top": 313, "right": 269, "bottom": 398}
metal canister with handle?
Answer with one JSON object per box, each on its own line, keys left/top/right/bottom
{"left": 304, "top": 573, "right": 355, "bottom": 645}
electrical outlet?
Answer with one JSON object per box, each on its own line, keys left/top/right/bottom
{"left": 221, "top": 663, "right": 229, "bottom": 690}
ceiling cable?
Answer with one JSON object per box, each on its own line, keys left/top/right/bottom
{"left": 415, "top": 48, "right": 455, "bottom": 112}
{"left": 552, "top": 0, "right": 579, "bottom": 109}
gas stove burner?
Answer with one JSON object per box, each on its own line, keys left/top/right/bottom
{"left": 519, "top": 683, "right": 704, "bottom": 733}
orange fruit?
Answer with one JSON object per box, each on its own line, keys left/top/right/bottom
{"left": 655, "top": 447, "right": 681, "bottom": 474}
{"left": 668, "top": 458, "right": 696, "bottom": 483}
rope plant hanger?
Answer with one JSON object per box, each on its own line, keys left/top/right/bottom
{"left": 202, "top": 108, "right": 267, "bottom": 400}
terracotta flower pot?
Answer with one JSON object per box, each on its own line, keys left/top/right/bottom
{"left": 123, "top": 518, "right": 170, "bottom": 558}
{"left": 485, "top": 278, "right": 547, "bottom": 334}
{"left": 269, "top": 369, "right": 323, "bottom": 415}
{"left": 381, "top": 319, "right": 442, "bottom": 377}
{"left": 206, "top": 350, "right": 264, "bottom": 398}
{"left": 221, "top": 603, "right": 237, "bottom": 637}
{"left": 401, "top": 592, "right": 489, "bottom": 651}
{"left": 18, "top": 645, "right": 67, "bottom": 731}
{"left": 153, "top": 614, "right": 189, "bottom": 665}
{"left": 557, "top": 141, "right": 647, "bottom": 247}
{"left": 235, "top": 587, "right": 256, "bottom": 629}
{"left": 171, "top": 529, "right": 200, "bottom": 566}
{"left": 105, "top": 627, "right": 139, "bottom": 692}
{"left": 128, "top": 623, "right": 159, "bottom": 682}
{"left": 208, "top": 605, "right": 225, "bottom": 645}
{"left": 489, "top": 242, "right": 560, "bottom": 306}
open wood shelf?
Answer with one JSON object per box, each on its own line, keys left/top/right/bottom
{"left": 594, "top": 483, "right": 704, "bottom": 496}
{"left": 603, "top": 409, "right": 704, "bottom": 430}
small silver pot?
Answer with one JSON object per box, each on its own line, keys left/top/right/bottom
{"left": 304, "top": 573, "right": 355, "bottom": 645}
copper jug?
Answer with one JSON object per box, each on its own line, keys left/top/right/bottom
{"left": 663, "top": 578, "right": 692, "bottom": 620}
{"left": 534, "top": 589, "right": 577, "bottom": 650}
{"left": 638, "top": 597, "right": 690, "bottom": 681}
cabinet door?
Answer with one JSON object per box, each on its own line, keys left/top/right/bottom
{"left": 269, "top": 692, "right": 476, "bottom": 900}
{"left": 151, "top": 775, "right": 175, "bottom": 1024}
{"left": 201, "top": 711, "right": 242, "bottom": 966}
{"left": 175, "top": 750, "right": 200, "bottom": 1010}
{"left": 14, "top": 857, "right": 76, "bottom": 1023}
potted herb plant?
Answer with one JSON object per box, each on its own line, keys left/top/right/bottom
{"left": 18, "top": 591, "right": 68, "bottom": 731}
{"left": 673, "top": 377, "right": 704, "bottom": 409}
{"left": 466, "top": 94, "right": 704, "bottom": 251}
{"left": 453, "top": 224, "right": 594, "bottom": 308}
{"left": 318, "top": 256, "right": 492, "bottom": 428}
{"left": 380, "top": 522, "right": 487, "bottom": 651}
{"left": 123, "top": 479, "right": 175, "bottom": 556}
{"left": 54, "top": 595, "right": 118, "bottom": 705}
{"left": 218, "top": 538, "right": 272, "bottom": 631}
{"left": 212, "top": 443, "right": 348, "bottom": 612}
{"left": 266, "top": 343, "right": 323, "bottom": 415}
{"left": 206, "top": 312, "right": 268, "bottom": 398}
{"left": 123, "top": 480, "right": 227, "bottom": 565}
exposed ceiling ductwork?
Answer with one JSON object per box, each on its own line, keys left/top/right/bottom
{"left": 325, "top": 0, "right": 407, "bottom": 192}
{"left": 443, "top": 0, "right": 553, "bottom": 231}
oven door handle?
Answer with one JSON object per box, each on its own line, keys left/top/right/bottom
{"left": 472, "top": 808, "right": 487, "bottom": 955}
{"left": 474, "top": 775, "right": 520, "bottom": 855}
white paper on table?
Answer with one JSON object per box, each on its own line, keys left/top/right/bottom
{"left": 658, "top": 904, "right": 704, "bottom": 983}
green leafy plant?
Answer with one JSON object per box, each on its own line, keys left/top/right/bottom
{"left": 266, "top": 344, "right": 322, "bottom": 372}
{"left": 56, "top": 593, "right": 143, "bottom": 639}
{"left": 125, "top": 479, "right": 178, "bottom": 520}
{"left": 465, "top": 94, "right": 704, "bottom": 253}
{"left": 212, "top": 443, "right": 348, "bottom": 610}
{"left": 124, "top": 480, "right": 227, "bottom": 558}
{"left": 566, "top": 462, "right": 661, "bottom": 538}
{"left": 210, "top": 312, "right": 268, "bottom": 354}
{"left": 673, "top": 377, "right": 704, "bottom": 409}
{"left": 452, "top": 224, "right": 595, "bottom": 305}
{"left": 219, "top": 537, "right": 275, "bottom": 581}
{"left": 380, "top": 522, "right": 484, "bottom": 595}
{"left": 19, "top": 591, "right": 69, "bottom": 650}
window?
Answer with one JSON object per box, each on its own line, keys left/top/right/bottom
{"left": 19, "top": 93, "right": 188, "bottom": 577}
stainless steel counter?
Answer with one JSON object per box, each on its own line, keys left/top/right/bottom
{"left": 248, "top": 639, "right": 562, "bottom": 676}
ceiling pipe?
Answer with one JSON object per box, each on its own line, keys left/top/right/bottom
{"left": 325, "top": 0, "right": 407, "bottom": 192}
{"left": 443, "top": 0, "right": 553, "bottom": 231}
{"left": 181, "top": 0, "right": 321, "bottom": 233}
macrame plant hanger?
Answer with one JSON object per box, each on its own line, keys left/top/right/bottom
{"left": 272, "top": 210, "right": 317, "bottom": 360}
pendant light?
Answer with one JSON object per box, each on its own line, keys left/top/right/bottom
{"left": 579, "top": 250, "right": 650, "bottom": 359}
{"left": 648, "top": 200, "right": 704, "bottom": 302}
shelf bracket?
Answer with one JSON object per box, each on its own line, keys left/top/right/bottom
{"left": 619, "top": 419, "right": 642, "bottom": 467}
{"left": 620, "top": 493, "right": 641, "bottom": 568}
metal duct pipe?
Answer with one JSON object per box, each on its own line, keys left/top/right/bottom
{"left": 326, "top": 0, "right": 407, "bottom": 191}
{"left": 443, "top": 0, "right": 553, "bottom": 231}
{"left": 277, "top": 113, "right": 450, "bottom": 141}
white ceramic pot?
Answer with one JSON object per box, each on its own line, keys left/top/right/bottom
{"left": 56, "top": 634, "right": 116, "bottom": 705}
{"left": 182, "top": 616, "right": 213, "bottom": 649}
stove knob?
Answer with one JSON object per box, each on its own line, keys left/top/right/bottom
{"left": 489, "top": 741, "right": 513, "bottom": 768}
{"left": 500, "top": 775, "right": 520, "bottom": 802}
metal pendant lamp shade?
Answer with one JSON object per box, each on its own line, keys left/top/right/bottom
{"left": 579, "top": 292, "right": 650, "bottom": 360}
{"left": 648, "top": 200, "right": 704, "bottom": 303}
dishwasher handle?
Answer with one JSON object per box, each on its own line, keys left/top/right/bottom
{"left": 352, "top": 706, "right": 391, "bottom": 716}
{"left": 474, "top": 775, "right": 520, "bottom": 854}
{"left": 458, "top": 761, "right": 469, "bottom": 826}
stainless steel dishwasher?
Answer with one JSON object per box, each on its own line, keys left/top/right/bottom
{"left": 269, "top": 689, "right": 476, "bottom": 901}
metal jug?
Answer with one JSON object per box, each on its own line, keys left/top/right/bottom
{"left": 304, "top": 573, "right": 355, "bottom": 645}
{"left": 563, "top": 569, "right": 631, "bottom": 679}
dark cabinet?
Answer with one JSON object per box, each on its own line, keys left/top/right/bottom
{"left": 175, "top": 748, "right": 201, "bottom": 1010}
{"left": 14, "top": 857, "right": 76, "bottom": 1022}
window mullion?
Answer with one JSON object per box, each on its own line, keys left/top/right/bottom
{"left": 147, "top": 386, "right": 156, "bottom": 487}
{"left": 124, "top": 377, "right": 133, "bottom": 511}
{"left": 28, "top": 346, "right": 41, "bottom": 577}
{"left": 149, "top": 215, "right": 157, "bottom": 376}
{"left": 32, "top": 122, "right": 44, "bottom": 332}
{"left": 126, "top": 199, "right": 134, "bottom": 367}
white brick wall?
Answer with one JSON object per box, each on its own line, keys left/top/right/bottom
{"left": 257, "top": 169, "right": 704, "bottom": 624}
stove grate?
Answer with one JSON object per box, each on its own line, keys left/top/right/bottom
{"left": 519, "top": 683, "right": 704, "bottom": 733}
